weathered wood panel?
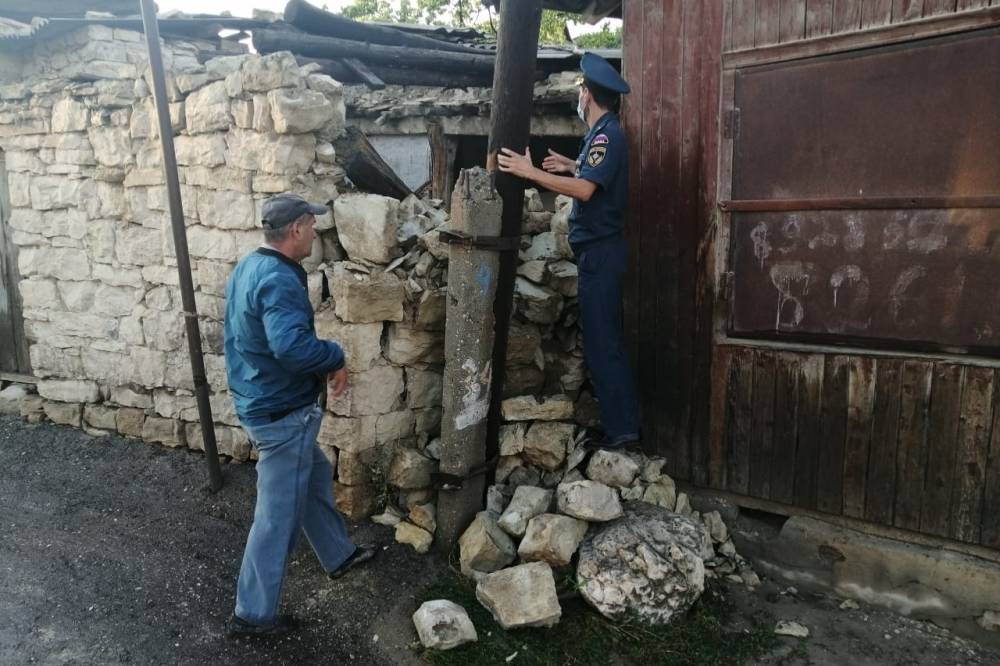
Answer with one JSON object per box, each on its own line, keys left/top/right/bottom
{"left": 733, "top": 0, "right": 759, "bottom": 48}
{"left": 756, "top": 0, "right": 783, "bottom": 44}
{"left": 950, "top": 366, "right": 993, "bottom": 542}
{"left": 983, "top": 381, "right": 1000, "bottom": 549}
{"left": 892, "top": 361, "right": 932, "bottom": 530}
{"left": 865, "top": 359, "right": 901, "bottom": 525}
{"left": 893, "top": 0, "right": 926, "bottom": 20}
{"left": 842, "top": 356, "right": 875, "bottom": 518}
{"left": 726, "top": 348, "right": 756, "bottom": 494}
{"left": 861, "top": 0, "right": 895, "bottom": 26}
{"left": 793, "top": 354, "right": 824, "bottom": 509}
{"left": 770, "top": 353, "right": 800, "bottom": 504}
{"left": 817, "top": 355, "right": 849, "bottom": 514}
{"left": 924, "top": 0, "right": 959, "bottom": 15}
{"left": 0, "top": 154, "right": 29, "bottom": 375}
{"left": 805, "top": 0, "right": 835, "bottom": 36}
{"left": 832, "top": 0, "right": 864, "bottom": 32}
{"left": 749, "top": 352, "right": 776, "bottom": 498}
{"left": 779, "top": 0, "right": 807, "bottom": 40}
{"left": 621, "top": 0, "right": 643, "bottom": 371}
{"left": 920, "top": 364, "right": 964, "bottom": 536}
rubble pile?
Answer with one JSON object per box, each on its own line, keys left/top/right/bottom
{"left": 454, "top": 438, "right": 760, "bottom": 627}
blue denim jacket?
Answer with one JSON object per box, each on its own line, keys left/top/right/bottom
{"left": 224, "top": 248, "right": 344, "bottom": 426}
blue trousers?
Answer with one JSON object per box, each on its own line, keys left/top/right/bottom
{"left": 575, "top": 236, "right": 641, "bottom": 440}
{"left": 235, "top": 404, "right": 355, "bottom": 624}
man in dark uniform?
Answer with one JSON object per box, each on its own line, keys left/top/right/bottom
{"left": 497, "top": 52, "right": 640, "bottom": 449}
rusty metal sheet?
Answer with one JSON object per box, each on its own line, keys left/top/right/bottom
{"left": 732, "top": 28, "right": 1000, "bottom": 200}
{"left": 728, "top": 209, "right": 1000, "bottom": 352}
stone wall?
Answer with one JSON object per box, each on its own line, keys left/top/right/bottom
{"left": 3, "top": 28, "right": 592, "bottom": 536}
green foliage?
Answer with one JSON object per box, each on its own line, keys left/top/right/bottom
{"left": 538, "top": 10, "right": 574, "bottom": 44}
{"left": 416, "top": 574, "right": 787, "bottom": 666}
{"left": 575, "top": 23, "right": 623, "bottom": 49}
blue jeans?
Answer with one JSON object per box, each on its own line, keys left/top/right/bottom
{"left": 235, "top": 404, "right": 355, "bottom": 624}
{"left": 575, "top": 236, "right": 641, "bottom": 440}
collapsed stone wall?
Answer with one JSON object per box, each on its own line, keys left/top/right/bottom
{"left": 2, "top": 28, "right": 594, "bottom": 534}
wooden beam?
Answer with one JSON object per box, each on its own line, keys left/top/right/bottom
{"left": 333, "top": 127, "right": 412, "bottom": 200}
{"left": 254, "top": 29, "right": 496, "bottom": 74}
{"left": 284, "top": 0, "right": 489, "bottom": 55}
{"left": 723, "top": 5, "right": 1000, "bottom": 67}
{"left": 342, "top": 58, "right": 386, "bottom": 89}
{"left": 0, "top": 371, "right": 36, "bottom": 384}
{"left": 483, "top": 0, "right": 544, "bottom": 464}
{"left": 294, "top": 56, "right": 493, "bottom": 88}
{"left": 719, "top": 196, "right": 1000, "bottom": 211}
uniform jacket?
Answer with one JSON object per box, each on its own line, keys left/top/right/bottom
{"left": 224, "top": 248, "right": 344, "bottom": 426}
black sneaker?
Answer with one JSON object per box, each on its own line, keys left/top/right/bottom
{"left": 328, "top": 544, "right": 377, "bottom": 580}
{"left": 226, "top": 613, "right": 299, "bottom": 638}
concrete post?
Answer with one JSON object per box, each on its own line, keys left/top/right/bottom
{"left": 436, "top": 167, "right": 502, "bottom": 551}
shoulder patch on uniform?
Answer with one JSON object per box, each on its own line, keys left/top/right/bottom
{"left": 587, "top": 145, "right": 607, "bottom": 167}
{"left": 591, "top": 133, "right": 609, "bottom": 145}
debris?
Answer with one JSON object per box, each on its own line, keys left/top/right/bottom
{"left": 556, "top": 480, "right": 623, "bottom": 522}
{"left": 775, "top": 621, "right": 810, "bottom": 638}
{"left": 475, "top": 562, "right": 561, "bottom": 629}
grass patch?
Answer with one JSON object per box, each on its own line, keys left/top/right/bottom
{"left": 416, "top": 573, "right": 783, "bottom": 665}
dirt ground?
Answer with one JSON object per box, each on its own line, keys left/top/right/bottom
{"left": 1, "top": 415, "right": 997, "bottom": 665}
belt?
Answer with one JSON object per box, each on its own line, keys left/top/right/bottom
{"left": 268, "top": 402, "right": 314, "bottom": 422}
{"left": 571, "top": 232, "right": 622, "bottom": 255}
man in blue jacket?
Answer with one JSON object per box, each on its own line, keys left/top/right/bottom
{"left": 224, "top": 193, "right": 375, "bottom": 637}
{"left": 498, "top": 53, "right": 641, "bottom": 450}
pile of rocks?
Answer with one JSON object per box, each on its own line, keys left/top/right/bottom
{"left": 454, "top": 437, "right": 760, "bottom": 628}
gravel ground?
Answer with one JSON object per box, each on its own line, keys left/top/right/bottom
{"left": 2, "top": 414, "right": 998, "bottom": 666}
{"left": 0, "top": 415, "right": 439, "bottom": 665}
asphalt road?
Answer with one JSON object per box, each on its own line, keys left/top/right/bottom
{"left": 0, "top": 415, "right": 436, "bottom": 665}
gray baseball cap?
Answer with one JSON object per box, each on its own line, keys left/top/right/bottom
{"left": 261, "top": 193, "right": 328, "bottom": 229}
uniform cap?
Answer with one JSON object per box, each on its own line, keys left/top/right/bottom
{"left": 261, "top": 193, "right": 328, "bottom": 229}
{"left": 580, "top": 52, "right": 630, "bottom": 94}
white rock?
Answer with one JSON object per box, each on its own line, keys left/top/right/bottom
{"left": 585, "top": 449, "right": 640, "bottom": 488}
{"left": 774, "top": 621, "right": 810, "bottom": 638}
{"left": 501, "top": 394, "right": 574, "bottom": 421}
{"left": 498, "top": 423, "right": 526, "bottom": 456}
{"left": 522, "top": 421, "right": 574, "bottom": 471}
{"left": 241, "top": 51, "right": 301, "bottom": 91}
{"left": 18, "top": 247, "right": 90, "bottom": 280}
{"left": 395, "top": 521, "right": 433, "bottom": 554}
{"left": 387, "top": 448, "right": 437, "bottom": 490}
{"left": 578, "top": 504, "right": 711, "bottom": 624}
{"left": 475, "top": 562, "right": 561, "bottom": 629}
{"left": 409, "top": 502, "right": 437, "bottom": 534}
{"left": 29, "top": 176, "right": 95, "bottom": 211}
{"left": 702, "top": 510, "right": 729, "bottom": 544}
{"left": 497, "top": 486, "right": 552, "bottom": 537}
{"left": 371, "top": 506, "right": 404, "bottom": 527}
{"left": 675, "top": 492, "right": 692, "bottom": 517}
{"left": 306, "top": 73, "right": 343, "bottom": 96}
{"left": 522, "top": 231, "right": 567, "bottom": 262}
{"left": 642, "top": 475, "right": 676, "bottom": 510}
{"left": 459, "top": 511, "right": 516, "bottom": 575}
{"left": 406, "top": 368, "right": 443, "bottom": 410}
{"left": 412, "top": 600, "right": 477, "bottom": 650}
{"left": 225, "top": 128, "right": 315, "bottom": 174}
{"left": 514, "top": 277, "right": 563, "bottom": 324}
{"left": 185, "top": 80, "right": 231, "bottom": 134}
{"left": 333, "top": 193, "right": 401, "bottom": 264}
{"left": 330, "top": 265, "right": 405, "bottom": 323}
{"left": 386, "top": 325, "right": 442, "bottom": 366}
{"left": 977, "top": 610, "right": 1000, "bottom": 632}
{"left": 518, "top": 513, "right": 589, "bottom": 567}
{"left": 196, "top": 188, "right": 256, "bottom": 230}
{"left": 0, "top": 385, "right": 29, "bottom": 415}
{"left": 313, "top": 311, "right": 383, "bottom": 372}
{"left": 556, "top": 480, "right": 623, "bottom": 522}
{"left": 51, "top": 98, "right": 89, "bottom": 133}
{"left": 330, "top": 364, "right": 403, "bottom": 417}
{"left": 174, "top": 134, "right": 226, "bottom": 167}
{"left": 37, "top": 379, "right": 100, "bottom": 403}
{"left": 268, "top": 88, "right": 334, "bottom": 134}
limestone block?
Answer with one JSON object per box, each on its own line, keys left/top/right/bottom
{"left": 231, "top": 98, "right": 253, "bottom": 129}
{"left": 518, "top": 513, "right": 590, "bottom": 567}
{"left": 185, "top": 225, "right": 238, "bottom": 261}
{"left": 225, "top": 128, "right": 315, "bottom": 175}
{"left": 702, "top": 510, "right": 729, "bottom": 544}
{"left": 251, "top": 93, "right": 273, "bottom": 133}
{"left": 115, "top": 224, "right": 162, "bottom": 266}
{"left": 305, "top": 73, "right": 343, "bottom": 97}
{"left": 110, "top": 386, "right": 153, "bottom": 409}
{"left": 268, "top": 88, "right": 333, "bottom": 134}
{"left": 501, "top": 394, "right": 574, "bottom": 422}
{"left": 409, "top": 502, "right": 437, "bottom": 534}
{"left": 331, "top": 364, "right": 403, "bottom": 417}
{"left": 93, "top": 264, "right": 143, "bottom": 289}
{"left": 330, "top": 265, "right": 405, "bottom": 323}
{"left": 406, "top": 368, "right": 443, "bottom": 410}
{"left": 387, "top": 448, "right": 437, "bottom": 490}
{"left": 84, "top": 404, "right": 118, "bottom": 431}
{"left": 44, "top": 401, "right": 83, "bottom": 427}
{"left": 498, "top": 486, "right": 553, "bottom": 537}
{"left": 332, "top": 193, "right": 400, "bottom": 264}
{"left": 174, "top": 71, "right": 211, "bottom": 94}
{"left": 37, "top": 379, "right": 99, "bottom": 403}
{"left": 51, "top": 98, "right": 89, "bottom": 133}
{"left": 85, "top": 220, "right": 117, "bottom": 263}
{"left": 174, "top": 134, "right": 227, "bottom": 167}
{"left": 186, "top": 423, "right": 251, "bottom": 461}
{"left": 414, "top": 288, "right": 446, "bottom": 331}
{"left": 196, "top": 188, "right": 255, "bottom": 230}
{"left": 313, "top": 310, "right": 383, "bottom": 372}
{"left": 29, "top": 176, "right": 95, "bottom": 211}
{"left": 514, "top": 277, "right": 563, "bottom": 324}
{"left": 522, "top": 421, "right": 574, "bottom": 471}
{"left": 204, "top": 55, "right": 247, "bottom": 80}
{"left": 8, "top": 208, "right": 42, "bottom": 234}
{"left": 116, "top": 407, "right": 146, "bottom": 437}
{"left": 395, "top": 521, "right": 434, "bottom": 554}
{"left": 185, "top": 81, "right": 231, "bottom": 134}
{"left": 475, "top": 562, "right": 561, "bottom": 629}
{"left": 180, "top": 166, "right": 252, "bottom": 193}
{"left": 19, "top": 279, "right": 59, "bottom": 310}
{"left": 142, "top": 416, "right": 186, "bottom": 448}
{"left": 127, "top": 347, "right": 167, "bottom": 388}
{"left": 517, "top": 259, "right": 547, "bottom": 284}
{"left": 28, "top": 344, "right": 81, "bottom": 378}
{"left": 335, "top": 483, "right": 377, "bottom": 521}
{"left": 556, "top": 480, "right": 623, "bottom": 522}
{"left": 196, "top": 260, "right": 234, "bottom": 297}
{"left": 386, "top": 324, "right": 443, "bottom": 366}
{"left": 241, "top": 51, "right": 301, "bottom": 92}
{"left": 412, "top": 600, "right": 477, "bottom": 651}
{"left": 586, "top": 449, "right": 640, "bottom": 488}
{"left": 56, "top": 280, "right": 98, "bottom": 312}
{"left": 19, "top": 394, "right": 46, "bottom": 422}
{"left": 87, "top": 127, "right": 132, "bottom": 168}
{"left": 459, "top": 511, "right": 516, "bottom": 575}
{"left": 499, "top": 423, "right": 526, "bottom": 456}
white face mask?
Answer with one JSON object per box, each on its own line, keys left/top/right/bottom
{"left": 576, "top": 92, "right": 586, "bottom": 123}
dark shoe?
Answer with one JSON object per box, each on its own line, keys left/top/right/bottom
{"left": 583, "top": 431, "right": 641, "bottom": 450}
{"left": 328, "top": 544, "right": 377, "bottom": 579}
{"left": 227, "top": 613, "right": 298, "bottom": 638}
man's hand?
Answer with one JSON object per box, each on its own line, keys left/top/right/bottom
{"left": 497, "top": 147, "right": 537, "bottom": 179}
{"left": 542, "top": 149, "right": 575, "bottom": 175}
{"left": 328, "top": 367, "right": 348, "bottom": 398}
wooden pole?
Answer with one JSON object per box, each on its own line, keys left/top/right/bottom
{"left": 140, "top": 0, "right": 223, "bottom": 492}
{"left": 484, "top": 0, "right": 544, "bottom": 464}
